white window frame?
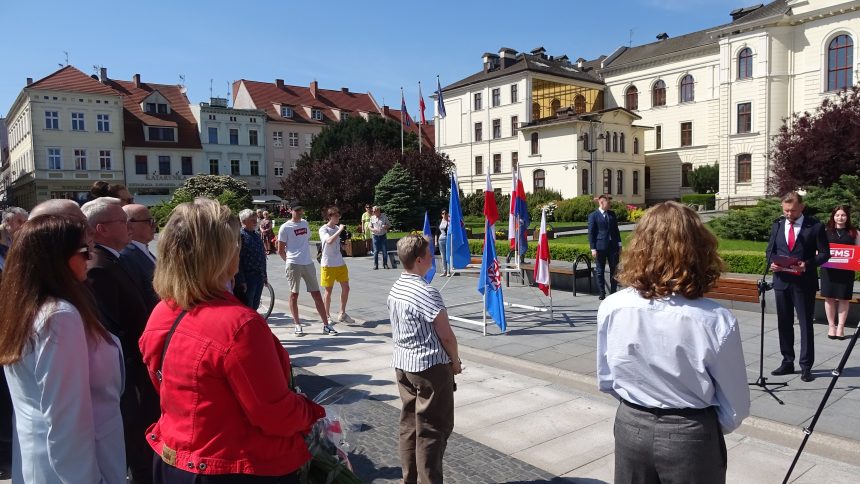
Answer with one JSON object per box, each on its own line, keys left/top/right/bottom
{"left": 281, "top": 106, "right": 293, "bottom": 118}
{"left": 74, "top": 149, "right": 87, "bottom": 170}
{"left": 312, "top": 109, "right": 323, "bottom": 121}
{"left": 99, "top": 150, "right": 112, "bottom": 171}
{"left": 45, "top": 111, "right": 59, "bottom": 130}
{"left": 97, "top": 113, "right": 110, "bottom": 132}
{"left": 288, "top": 132, "right": 299, "bottom": 147}
{"left": 48, "top": 148, "right": 62, "bottom": 170}
{"left": 71, "top": 112, "right": 85, "bottom": 131}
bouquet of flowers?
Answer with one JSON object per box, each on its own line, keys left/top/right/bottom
{"left": 299, "top": 387, "right": 362, "bottom": 484}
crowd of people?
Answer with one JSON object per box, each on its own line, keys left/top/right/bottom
{"left": 0, "top": 185, "right": 854, "bottom": 483}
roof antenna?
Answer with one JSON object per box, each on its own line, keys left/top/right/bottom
{"left": 226, "top": 82, "right": 230, "bottom": 106}
{"left": 59, "top": 51, "right": 69, "bottom": 68}
{"left": 179, "top": 74, "right": 186, "bottom": 87}
{"left": 629, "top": 29, "right": 634, "bottom": 47}
{"left": 209, "top": 79, "right": 213, "bottom": 99}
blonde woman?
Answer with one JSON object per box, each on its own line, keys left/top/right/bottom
{"left": 140, "top": 198, "right": 324, "bottom": 483}
{"left": 597, "top": 201, "right": 750, "bottom": 483}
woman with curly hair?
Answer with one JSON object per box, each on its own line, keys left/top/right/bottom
{"left": 597, "top": 201, "right": 750, "bottom": 484}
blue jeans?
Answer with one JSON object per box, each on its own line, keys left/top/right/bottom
{"left": 373, "top": 234, "right": 389, "bottom": 268}
{"left": 242, "top": 276, "right": 265, "bottom": 311}
{"left": 439, "top": 237, "right": 449, "bottom": 273}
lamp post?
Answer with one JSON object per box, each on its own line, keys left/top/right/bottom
{"left": 578, "top": 114, "right": 605, "bottom": 196}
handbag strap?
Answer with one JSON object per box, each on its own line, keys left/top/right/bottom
{"left": 156, "top": 310, "right": 188, "bottom": 383}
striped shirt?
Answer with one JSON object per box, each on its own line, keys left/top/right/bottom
{"left": 388, "top": 273, "right": 450, "bottom": 372}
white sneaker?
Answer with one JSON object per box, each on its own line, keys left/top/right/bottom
{"left": 323, "top": 324, "right": 338, "bottom": 335}
{"left": 294, "top": 324, "right": 305, "bottom": 336}
{"left": 339, "top": 313, "right": 355, "bottom": 324}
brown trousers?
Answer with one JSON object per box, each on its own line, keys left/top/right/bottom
{"left": 395, "top": 364, "right": 454, "bottom": 484}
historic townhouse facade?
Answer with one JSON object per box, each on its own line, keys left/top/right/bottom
{"left": 601, "top": 0, "right": 860, "bottom": 207}
{"left": 436, "top": 48, "right": 647, "bottom": 203}
{"left": 190, "top": 98, "right": 267, "bottom": 196}
{"left": 232, "top": 79, "right": 381, "bottom": 198}
{"left": 3, "top": 66, "right": 125, "bottom": 208}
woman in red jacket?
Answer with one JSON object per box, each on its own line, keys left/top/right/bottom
{"left": 140, "top": 198, "right": 324, "bottom": 483}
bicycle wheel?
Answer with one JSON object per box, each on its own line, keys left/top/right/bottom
{"left": 257, "top": 281, "right": 275, "bottom": 320}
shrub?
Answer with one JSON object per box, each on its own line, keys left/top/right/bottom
{"left": 527, "top": 189, "right": 563, "bottom": 221}
{"left": 690, "top": 164, "right": 719, "bottom": 194}
{"left": 554, "top": 196, "right": 595, "bottom": 222}
{"left": 719, "top": 250, "right": 766, "bottom": 275}
{"left": 681, "top": 193, "right": 716, "bottom": 210}
{"left": 374, "top": 163, "right": 421, "bottom": 230}
{"left": 628, "top": 207, "right": 645, "bottom": 223}
{"left": 610, "top": 201, "right": 629, "bottom": 222}
{"left": 710, "top": 198, "right": 781, "bottom": 241}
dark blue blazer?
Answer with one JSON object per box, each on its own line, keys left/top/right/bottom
{"left": 765, "top": 215, "right": 830, "bottom": 290}
{"left": 588, "top": 209, "right": 622, "bottom": 252}
{"left": 120, "top": 243, "right": 159, "bottom": 312}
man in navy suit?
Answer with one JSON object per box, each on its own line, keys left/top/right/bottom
{"left": 588, "top": 194, "right": 622, "bottom": 300}
{"left": 121, "top": 204, "right": 159, "bottom": 312}
{"left": 766, "top": 191, "right": 830, "bottom": 382}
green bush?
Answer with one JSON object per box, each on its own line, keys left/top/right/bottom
{"left": 681, "top": 193, "right": 716, "bottom": 210}
{"left": 710, "top": 198, "right": 781, "bottom": 241}
{"left": 719, "top": 250, "right": 766, "bottom": 275}
{"left": 526, "top": 189, "right": 563, "bottom": 221}
{"left": 611, "top": 201, "right": 630, "bottom": 222}
{"left": 554, "top": 196, "right": 595, "bottom": 222}
{"left": 374, "top": 163, "right": 421, "bottom": 230}
{"left": 690, "top": 164, "right": 719, "bottom": 194}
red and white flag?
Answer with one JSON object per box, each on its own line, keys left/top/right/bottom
{"left": 484, "top": 172, "right": 499, "bottom": 225}
{"left": 534, "top": 208, "right": 551, "bottom": 296}
{"left": 418, "top": 82, "right": 426, "bottom": 125}
{"left": 508, "top": 169, "right": 517, "bottom": 249}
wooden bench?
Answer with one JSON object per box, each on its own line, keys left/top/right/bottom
{"left": 703, "top": 277, "right": 760, "bottom": 304}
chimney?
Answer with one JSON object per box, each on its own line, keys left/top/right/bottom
{"left": 577, "top": 57, "right": 586, "bottom": 69}
{"left": 498, "top": 47, "right": 518, "bottom": 69}
{"left": 482, "top": 52, "right": 500, "bottom": 73}
{"left": 99, "top": 67, "right": 108, "bottom": 83}
{"left": 383, "top": 105, "right": 390, "bottom": 117}
{"left": 26, "top": 77, "right": 33, "bottom": 86}
{"left": 656, "top": 33, "right": 669, "bottom": 41}
{"left": 310, "top": 80, "right": 318, "bottom": 99}
{"left": 341, "top": 87, "right": 349, "bottom": 93}
{"left": 276, "top": 79, "right": 284, "bottom": 89}
{"left": 133, "top": 73, "right": 141, "bottom": 87}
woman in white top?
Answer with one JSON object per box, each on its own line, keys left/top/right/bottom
{"left": 597, "top": 201, "right": 749, "bottom": 484}
{"left": 437, "top": 210, "right": 450, "bottom": 277}
{"left": 319, "top": 206, "right": 354, "bottom": 326}
{"left": 0, "top": 215, "right": 126, "bottom": 484}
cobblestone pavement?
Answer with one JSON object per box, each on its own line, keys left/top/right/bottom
{"left": 294, "top": 368, "right": 574, "bottom": 484}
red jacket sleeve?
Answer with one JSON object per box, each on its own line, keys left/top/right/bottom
{"left": 223, "top": 317, "right": 325, "bottom": 437}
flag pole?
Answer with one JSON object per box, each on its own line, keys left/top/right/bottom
{"left": 400, "top": 86, "right": 404, "bottom": 156}
{"left": 483, "top": 220, "right": 489, "bottom": 336}
{"left": 418, "top": 81, "right": 422, "bottom": 155}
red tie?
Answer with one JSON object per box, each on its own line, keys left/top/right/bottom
{"left": 788, "top": 223, "right": 796, "bottom": 251}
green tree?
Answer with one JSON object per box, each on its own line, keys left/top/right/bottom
{"left": 307, "top": 116, "right": 418, "bottom": 161}
{"left": 374, "top": 163, "right": 421, "bottom": 230}
{"left": 690, "top": 163, "right": 719, "bottom": 194}
{"left": 151, "top": 175, "right": 251, "bottom": 226}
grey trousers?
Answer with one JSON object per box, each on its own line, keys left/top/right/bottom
{"left": 396, "top": 364, "right": 455, "bottom": 484}
{"left": 614, "top": 400, "right": 727, "bottom": 484}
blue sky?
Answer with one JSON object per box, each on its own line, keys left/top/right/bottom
{"left": 1, "top": 0, "right": 753, "bottom": 117}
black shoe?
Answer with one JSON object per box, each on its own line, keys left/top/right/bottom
{"left": 771, "top": 363, "right": 795, "bottom": 376}
{"left": 598, "top": 294, "right": 606, "bottom": 301}
{"left": 384, "top": 265, "right": 390, "bottom": 269}
{"left": 800, "top": 369, "right": 815, "bottom": 382}
{"left": 373, "top": 266, "right": 378, "bottom": 270}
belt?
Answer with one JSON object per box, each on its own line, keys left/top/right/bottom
{"left": 622, "top": 399, "right": 713, "bottom": 417}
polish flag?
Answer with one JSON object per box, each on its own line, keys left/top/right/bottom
{"left": 534, "top": 208, "right": 551, "bottom": 296}
{"left": 508, "top": 169, "right": 517, "bottom": 249}
{"left": 484, "top": 172, "right": 499, "bottom": 225}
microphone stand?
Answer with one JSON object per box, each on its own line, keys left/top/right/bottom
{"left": 749, "top": 218, "right": 788, "bottom": 404}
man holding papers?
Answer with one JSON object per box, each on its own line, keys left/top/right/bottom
{"left": 765, "top": 192, "right": 830, "bottom": 382}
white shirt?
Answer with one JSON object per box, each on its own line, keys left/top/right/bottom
{"left": 318, "top": 225, "right": 345, "bottom": 267}
{"left": 388, "top": 273, "right": 450, "bottom": 373}
{"left": 131, "top": 240, "right": 156, "bottom": 263}
{"left": 278, "top": 219, "right": 312, "bottom": 265}
{"left": 784, "top": 214, "right": 804, "bottom": 244}
{"left": 597, "top": 287, "right": 750, "bottom": 433}
{"left": 370, "top": 214, "right": 390, "bottom": 236}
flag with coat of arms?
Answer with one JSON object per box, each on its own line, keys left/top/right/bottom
{"left": 508, "top": 166, "right": 530, "bottom": 255}
{"left": 478, "top": 172, "right": 507, "bottom": 332}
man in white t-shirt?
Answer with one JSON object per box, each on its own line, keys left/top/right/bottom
{"left": 277, "top": 203, "right": 336, "bottom": 336}
{"left": 319, "top": 206, "right": 355, "bottom": 326}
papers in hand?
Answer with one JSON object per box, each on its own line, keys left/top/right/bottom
{"left": 772, "top": 254, "right": 802, "bottom": 274}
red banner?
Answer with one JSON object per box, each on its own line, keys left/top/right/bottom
{"left": 822, "top": 243, "right": 860, "bottom": 271}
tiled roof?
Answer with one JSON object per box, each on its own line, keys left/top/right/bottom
{"left": 26, "top": 66, "right": 120, "bottom": 97}
{"left": 602, "top": 0, "right": 789, "bottom": 70}
{"left": 443, "top": 52, "right": 603, "bottom": 92}
{"left": 381, "top": 106, "right": 435, "bottom": 149}
{"left": 106, "top": 78, "right": 201, "bottom": 149}
{"left": 236, "top": 80, "right": 380, "bottom": 124}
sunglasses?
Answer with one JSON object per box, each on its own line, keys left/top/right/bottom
{"left": 129, "top": 218, "right": 156, "bottom": 227}
{"left": 76, "top": 246, "right": 92, "bottom": 260}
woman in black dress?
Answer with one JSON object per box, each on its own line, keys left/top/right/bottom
{"left": 820, "top": 205, "right": 859, "bottom": 339}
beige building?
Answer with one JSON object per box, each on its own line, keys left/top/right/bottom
{"left": 3, "top": 66, "right": 125, "bottom": 208}
{"left": 232, "top": 79, "right": 381, "bottom": 198}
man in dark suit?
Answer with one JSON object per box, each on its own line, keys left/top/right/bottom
{"left": 121, "top": 204, "right": 159, "bottom": 312}
{"left": 766, "top": 191, "right": 830, "bottom": 382}
{"left": 588, "top": 194, "right": 622, "bottom": 300}
{"left": 81, "top": 197, "right": 158, "bottom": 484}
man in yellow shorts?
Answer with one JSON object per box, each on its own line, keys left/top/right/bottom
{"left": 319, "top": 206, "right": 355, "bottom": 326}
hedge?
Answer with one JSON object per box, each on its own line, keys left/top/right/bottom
{"left": 680, "top": 193, "right": 716, "bottom": 210}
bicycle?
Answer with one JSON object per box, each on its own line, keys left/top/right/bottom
{"left": 257, "top": 281, "right": 275, "bottom": 320}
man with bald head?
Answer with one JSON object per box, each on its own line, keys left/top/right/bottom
{"left": 29, "top": 198, "right": 86, "bottom": 222}
{"left": 81, "top": 197, "right": 157, "bottom": 484}
{"left": 121, "top": 204, "right": 158, "bottom": 311}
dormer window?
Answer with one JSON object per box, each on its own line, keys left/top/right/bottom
{"left": 341, "top": 112, "right": 349, "bottom": 121}
{"left": 147, "top": 126, "right": 175, "bottom": 142}
{"left": 312, "top": 109, "right": 323, "bottom": 121}
{"left": 281, "top": 106, "right": 293, "bottom": 118}
{"left": 145, "top": 103, "right": 169, "bottom": 114}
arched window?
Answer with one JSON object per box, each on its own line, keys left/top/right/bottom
{"left": 582, "top": 168, "right": 590, "bottom": 194}
{"left": 534, "top": 169, "right": 546, "bottom": 192}
{"left": 530, "top": 132, "right": 539, "bottom": 155}
{"left": 738, "top": 48, "right": 753, "bottom": 79}
{"left": 603, "top": 168, "right": 612, "bottom": 194}
{"left": 574, "top": 95, "right": 586, "bottom": 114}
{"left": 633, "top": 170, "right": 640, "bottom": 195}
{"left": 681, "top": 162, "right": 693, "bottom": 187}
{"left": 620, "top": 133, "right": 626, "bottom": 153}
{"left": 612, "top": 132, "right": 618, "bottom": 152}
{"left": 645, "top": 166, "right": 651, "bottom": 190}
{"left": 652, "top": 80, "right": 666, "bottom": 107}
{"left": 616, "top": 170, "right": 624, "bottom": 194}
{"left": 633, "top": 137, "right": 640, "bottom": 154}
{"left": 550, "top": 99, "right": 561, "bottom": 116}
{"left": 737, "top": 153, "right": 752, "bottom": 183}
{"left": 680, "top": 74, "right": 695, "bottom": 103}
{"left": 625, "top": 86, "right": 638, "bottom": 110}
{"left": 828, "top": 35, "right": 854, "bottom": 91}
{"left": 581, "top": 132, "right": 589, "bottom": 151}
{"left": 532, "top": 102, "right": 541, "bottom": 120}
{"left": 605, "top": 131, "right": 611, "bottom": 152}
